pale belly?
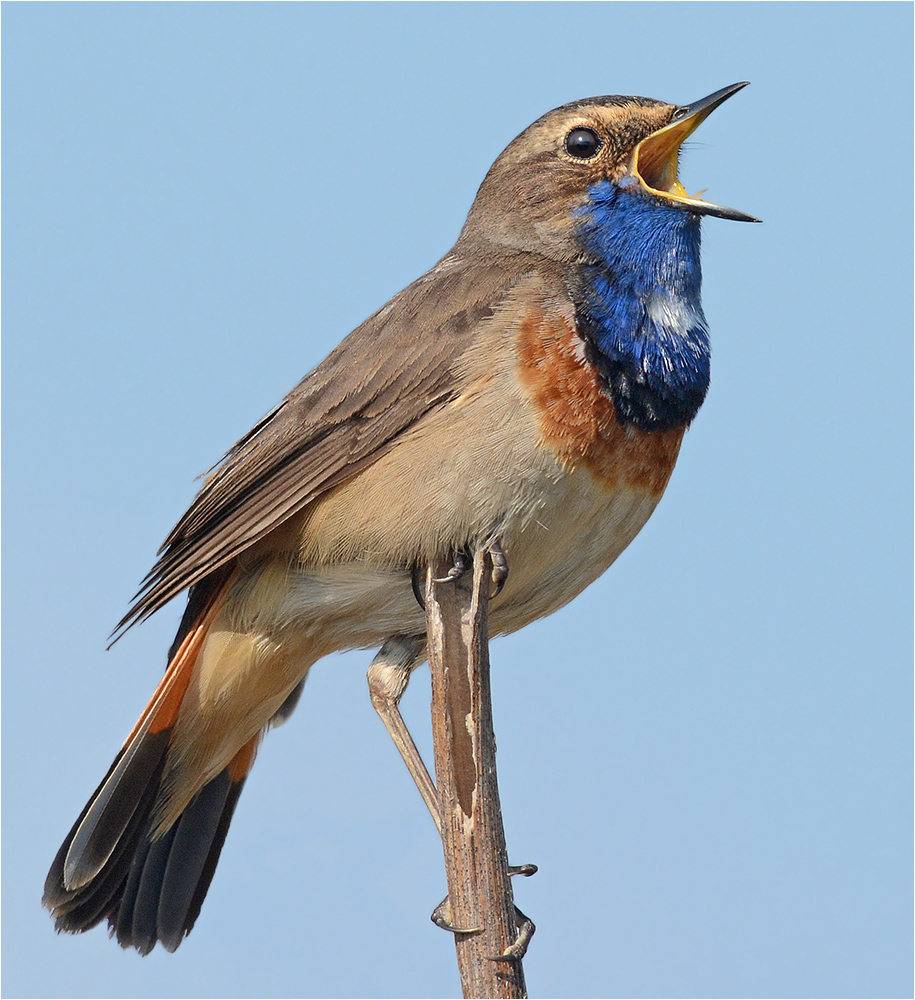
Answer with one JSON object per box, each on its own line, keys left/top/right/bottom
{"left": 264, "top": 464, "right": 664, "bottom": 651}
{"left": 490, "top": 469, "right": 664, "bottom": 633}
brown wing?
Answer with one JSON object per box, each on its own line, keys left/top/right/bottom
{"left": 114, "top": 254, "right": 525, "bottom": 638}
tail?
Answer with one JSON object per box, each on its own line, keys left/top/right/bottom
{"left": 42, "top": 573, "right": 267, "bottom": 955}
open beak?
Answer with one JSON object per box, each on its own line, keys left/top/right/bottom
{"left": 631, "top": 82, "right": 761, "bottom": 223}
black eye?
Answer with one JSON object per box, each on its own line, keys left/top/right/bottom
{"left": 565, "top": 127, "right": 602, "bottom": 159}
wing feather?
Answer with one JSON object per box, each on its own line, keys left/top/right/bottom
{"left": 114, "top": 255, "right": 525, "bottom": 638}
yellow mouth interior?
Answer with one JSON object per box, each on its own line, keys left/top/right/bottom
{"left": 623, "top": 86, "right": 760, "bottom": 224}
{"left": 632, "top": 114, "right": 708, "bottom": 203}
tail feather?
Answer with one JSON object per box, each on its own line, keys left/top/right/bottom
{"left": 114, "top": 738, "right": 256, "bottom": 954}
{"left": 111, "top": 834, "right": 154, "bottom": 945}
{"left": 43, "top": 748, "right": 129, "bottom": 913}
{"left": 42, "top": 572, "right": 264, "bottom": 954}
{"left": 58, "top": 583, "right": 225, "bottom": 894}
{"left": 180, "top": 775, "right": 247, "bottom": 937}
{"left": 44, "top": 736, "right": 257, "bottom": 953}
{"left": 154, "top": 770, "right": 234, "bottom": 951}
{"left": 63, "top": 731, "right": 172, "bottom": 891}
{"left": 44, "top": 745, "right": 166, "bottom": 923}
{"left": 127, "top": 825, "right": 179, "bottom": 954}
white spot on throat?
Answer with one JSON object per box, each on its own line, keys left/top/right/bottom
{"left": 644, "top": 291, "right": 707, "bottom": 337}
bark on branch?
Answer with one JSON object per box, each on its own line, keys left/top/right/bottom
{"left": 426, "top": 550, "right": 528, "bottom": 999}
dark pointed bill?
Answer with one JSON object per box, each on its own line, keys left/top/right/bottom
{"left": 631, "top": 81, "right": 761, "bottom": 223}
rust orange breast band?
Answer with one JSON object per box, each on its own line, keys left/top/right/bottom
{"left": 516, "top": 308, "right": 684, "bottom": 497}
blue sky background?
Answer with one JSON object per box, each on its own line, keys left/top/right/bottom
{"left": 3, "top": 4, "right": 911, "bottom": 998}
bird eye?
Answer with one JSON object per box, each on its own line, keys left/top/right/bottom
{"left": 670, "top": 106, "right": 690, "bottom": 121}
{"left": 565, "top": 127, "right": 602, "bottom": 159}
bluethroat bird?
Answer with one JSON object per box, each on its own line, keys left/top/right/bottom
{"left": 44, "top": 83, "right": 758, "bottom": 954}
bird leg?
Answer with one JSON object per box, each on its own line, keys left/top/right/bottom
{"left": 368, "top": 638, "right": 483, "bottom": 930}
{"left": 372, "top": 591, "right": 529, "bottom": 942}
{"left": 366, "top": 637, "right": 441, "bottom": 834}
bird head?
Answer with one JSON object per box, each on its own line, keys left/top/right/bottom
{"left": 461, "top": 83, "right": 759, "bottom": 261}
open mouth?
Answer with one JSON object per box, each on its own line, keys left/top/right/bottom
{"left": 630, "top": 82, "right": 760, "bottom": 223}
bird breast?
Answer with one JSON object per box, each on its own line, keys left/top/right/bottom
{"left": 272, "top": 279, "right": 684, "bottom": 639}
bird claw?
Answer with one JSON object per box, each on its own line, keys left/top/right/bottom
{"left": 432, "top": 549, "right": 470, "bottom": 584}
{"left": 431, "top": 863, "right": 536, "bottom": 950}
{"left": 488, "top": 905, "right": 536, "bottom": 962}
{"left": 489, "top": 540, "right": 509, "bottom": 598}
{"left": 412, "top": 542, "right": 509, "bottom": 613}
{"left": 430, "top": 897, "right": 483, "bottom": 935}
{"left": 410, "top": 564, "right": 426, "bottom": 611}
{"left": 485, "top": 864, "right": 537, "bottom": 959}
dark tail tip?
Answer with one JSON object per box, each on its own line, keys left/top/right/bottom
{"left": 45, "top": 761, "right": 248, "bottom": 955}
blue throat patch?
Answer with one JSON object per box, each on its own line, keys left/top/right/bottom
{"left": 573, "top": 179, "right": 710, "bottom": 431}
